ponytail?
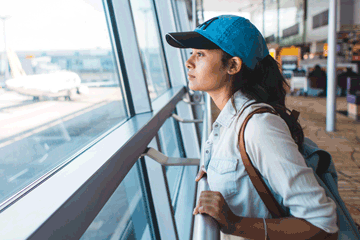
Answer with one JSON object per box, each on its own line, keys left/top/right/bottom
{"left": 221, "top": 52, "right": 304, "bottom": 150}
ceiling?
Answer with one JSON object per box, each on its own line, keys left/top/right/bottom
{"left": 202, "top": 0, "right": 264, "bottom": 13}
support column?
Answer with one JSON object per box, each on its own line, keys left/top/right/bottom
{"left": 192, "top": 0, "right": 196, "bottom": 29}
{"left": 326, "top": 0, "right": 337, "bottom": 132}
{"left": 277, "top": 0, "right": 280, "bottom": 44}
{"left": 263, "top": 0, "right": 265, "bottom": 36}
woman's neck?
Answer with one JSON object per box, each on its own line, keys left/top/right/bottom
{"left": 208, "top": 87, "right": 231, "bottom": 111}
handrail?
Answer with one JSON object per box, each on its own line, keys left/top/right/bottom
{"left": 0, "top": 86, "right": 191, "bottom": 240}
{"left": 141, "top": 147, "right": 200, "bottom": 165}
{"left": 172, "top": 113, "right": 203, "bottom": 123}
{"left": 193, "top": 93, "right": 220, "bottom": 240}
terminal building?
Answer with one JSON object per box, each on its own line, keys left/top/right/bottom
{"left": 0, "top": 0, "right": 359, "bottom": 239}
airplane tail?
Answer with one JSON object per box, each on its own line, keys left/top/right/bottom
{"left": 6, "top": 48, "right": 26, "bottom": 78}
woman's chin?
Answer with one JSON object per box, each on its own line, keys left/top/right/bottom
{"left": 189, "top": 86, "right": 208, "bottom": 93}
{"left": 188, "top": 83, "right": 201, "bottom": 92}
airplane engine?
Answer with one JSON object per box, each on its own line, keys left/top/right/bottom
{"left": 77, "top": 85, "right": 89, "bottom": 95}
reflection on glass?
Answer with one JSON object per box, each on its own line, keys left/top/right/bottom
{"left": 158, "top": 118, "right": 183, "bottom": 209}
{"left": 129, "top": 0, "right": 169, "bottom": 100}
{"left": 81, "top": 162, "right": 153, "bottom": 240}
{"left": 0, "top": 0, "right": 127, "bottom": 204}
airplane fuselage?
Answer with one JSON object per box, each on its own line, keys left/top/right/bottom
{"left": 5, "top": 71, "right": 82, "bottom": 100}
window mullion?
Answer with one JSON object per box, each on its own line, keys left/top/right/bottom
{"left": 110, "top": 0, "right": 152, "bottom": 114}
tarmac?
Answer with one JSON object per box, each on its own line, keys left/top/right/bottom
{"left": 211, "top": 95, "right": 360, "bottom": 225}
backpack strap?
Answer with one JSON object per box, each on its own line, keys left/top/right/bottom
{"left": 290, "top": 109, "right": 300, "bottom": 121}
{"left": 238, "top": 106, "right": 286, "bottom": 218}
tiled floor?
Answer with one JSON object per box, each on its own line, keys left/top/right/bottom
{"left": 286, "top": 95, "right": 360, "bottom": 224}
{"left": 210, "top": 95, "right": 360, "bottom": 239}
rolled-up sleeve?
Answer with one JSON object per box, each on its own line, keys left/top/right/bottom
{"left": 244, "top": 112, "right": 338, "bottom": 233}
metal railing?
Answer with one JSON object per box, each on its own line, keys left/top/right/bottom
{"left": 0, "top": 86, "right": 221, "bottom": 239}
{"left": 193, "top": 93, "right": 220, "bottom": 240}
{"left": 0, "top": 86, "right": 193, "bottom": 239}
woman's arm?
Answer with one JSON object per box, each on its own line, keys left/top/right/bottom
{"left": 193, "top": 190, "right": 338, "bottom": 240}
{"left": 227, "top": 216, "right": 337, "bottom": 239}
{"left": 243, "top": 112, "right": 338, "bottom": 233}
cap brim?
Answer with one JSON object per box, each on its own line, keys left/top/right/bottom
{"left": 166, "top": 32, "right": 220, "bottom": 49}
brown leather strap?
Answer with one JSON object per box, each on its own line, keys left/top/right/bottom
{"left": 238, "top": 101, "right": 261, "bottom": 118}
{"left": 238, "top": 106, "right": 286, "bottom": 218}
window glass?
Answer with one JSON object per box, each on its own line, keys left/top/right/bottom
{"left": 0, "top": 0, "right": 127, "bottom": 204}
{"left": 172, "top": 0, "right": 193, "bottom": 69}
{"left": 158, "top": 118, "right": 184, "bottom": 209}
{"left": 129, "top": 0, "right": 169, "bottom": 100}
{"left": 81, "top": 161, "right": 155, "bottom": 240}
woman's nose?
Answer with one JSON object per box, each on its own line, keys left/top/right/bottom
{"left": 185, "top": 57, "right": 193, "bottom": 70}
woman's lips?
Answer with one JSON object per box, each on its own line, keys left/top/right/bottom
{"left": 187, "top": 74, "right": 195, "bottom": 79}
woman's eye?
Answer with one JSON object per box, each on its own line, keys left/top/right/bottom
{"left": 189, "top": 51, "right": 203, "bottom": 57}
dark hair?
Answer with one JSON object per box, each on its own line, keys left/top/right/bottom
{"left": 221, "top": 51, "right": 304, "bottom": 150}
{"left": 314, "top": 65, "right": 322, "bottom": 71}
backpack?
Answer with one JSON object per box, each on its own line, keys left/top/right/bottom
{"left": 238, "top": 105, "right": 360, "bottom": 240}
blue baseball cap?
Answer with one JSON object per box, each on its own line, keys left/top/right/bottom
{"left": 166, "top": 15, "right": 269, "bottom": 70}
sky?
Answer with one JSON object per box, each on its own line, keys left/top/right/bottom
{"left": 0, "top": 0, "right": 111, "bottom": 52}
{"left": 0, "top": 0, "right": 255, "bottom": 53}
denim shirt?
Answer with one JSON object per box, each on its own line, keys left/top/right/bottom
{"left": 204, "top": 90, "right": 338, "bottom": 233}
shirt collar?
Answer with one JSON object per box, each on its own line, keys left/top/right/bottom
{"left": 214, "top": 90, "right": 255, "bottom": 128}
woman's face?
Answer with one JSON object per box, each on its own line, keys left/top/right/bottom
{"left": 185, "top": 48, "right": 229, "bottom": 93}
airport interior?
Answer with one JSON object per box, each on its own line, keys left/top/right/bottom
{"left": 0, "top": 0, "right": 360, "bottom": 239}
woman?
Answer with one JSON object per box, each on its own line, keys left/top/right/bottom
{"left": 166, "top": 15, "right": 338, "bottom": 239}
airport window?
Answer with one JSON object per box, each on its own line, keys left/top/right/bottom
{"left": 129, "top": 0, "right": 170, "bottom": 100}
{"left": 158, "top": 118, "right": 184, "bottom": 209}
{"left": 265, "top": 34, "right": 276, "bottom": 43}
{"left": 278, "top": 0, "right": 304, "bottom": 39}
{"left": 313, "top": 10, "right": 329, "bottom": 29}
{"left": 0, "top": 0, "right": 127, "bottom": 205}
{"left": 80, "top": 161, "right": 156, "bottom": 240}
{"left": 282, "top": 23, "right": 299, "bottom": 38}
{"left": 264, "top": 0, "right": 278, "bottom": 41}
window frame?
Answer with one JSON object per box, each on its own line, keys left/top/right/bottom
{"left": 110, "top": 0, "right": 152, "bottom": 115}
{"left": 0, "top": 0, "right": 131, "bottom": 212}
{"left": 0, "top": 86, "right": 187, "bottom": 240}
{"left": 154, "top": 1, "right": 201, "bottom": 239}
{"left": 126, "top": 0, "right": 172, "bottom": 101}
{"left": 0, "top": 0, "right": 202, "bottom": 239}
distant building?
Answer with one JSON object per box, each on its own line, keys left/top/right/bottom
{"left": 1, "top": 49, "right": 119, "bottom": 87}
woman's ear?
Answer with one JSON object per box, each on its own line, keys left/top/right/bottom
{"left": 227, "top": 57, "right": 242, "bottom": 75}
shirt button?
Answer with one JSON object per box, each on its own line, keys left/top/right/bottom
{"left": 214, "top": 124, "right": 218, "bottom": 128}
{"left": 214, "top": 133, "right": 218, "bottom": 137}
{"left": 205, "top": 150, "right": 209, "bottom": 154}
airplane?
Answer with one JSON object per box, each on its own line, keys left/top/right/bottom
{"left": 4, "top": 48, "right": 88, "bottom": 101}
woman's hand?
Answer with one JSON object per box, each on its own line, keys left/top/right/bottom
{"left": 195, "top": 165, "right": 207, "bottom": 182}
{"left": 193, "top": 190, "right": 241, "bottom": 234}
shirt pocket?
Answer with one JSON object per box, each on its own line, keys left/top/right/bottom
{"left": 207, "top": 158, "right": 238, "bottom": 198}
